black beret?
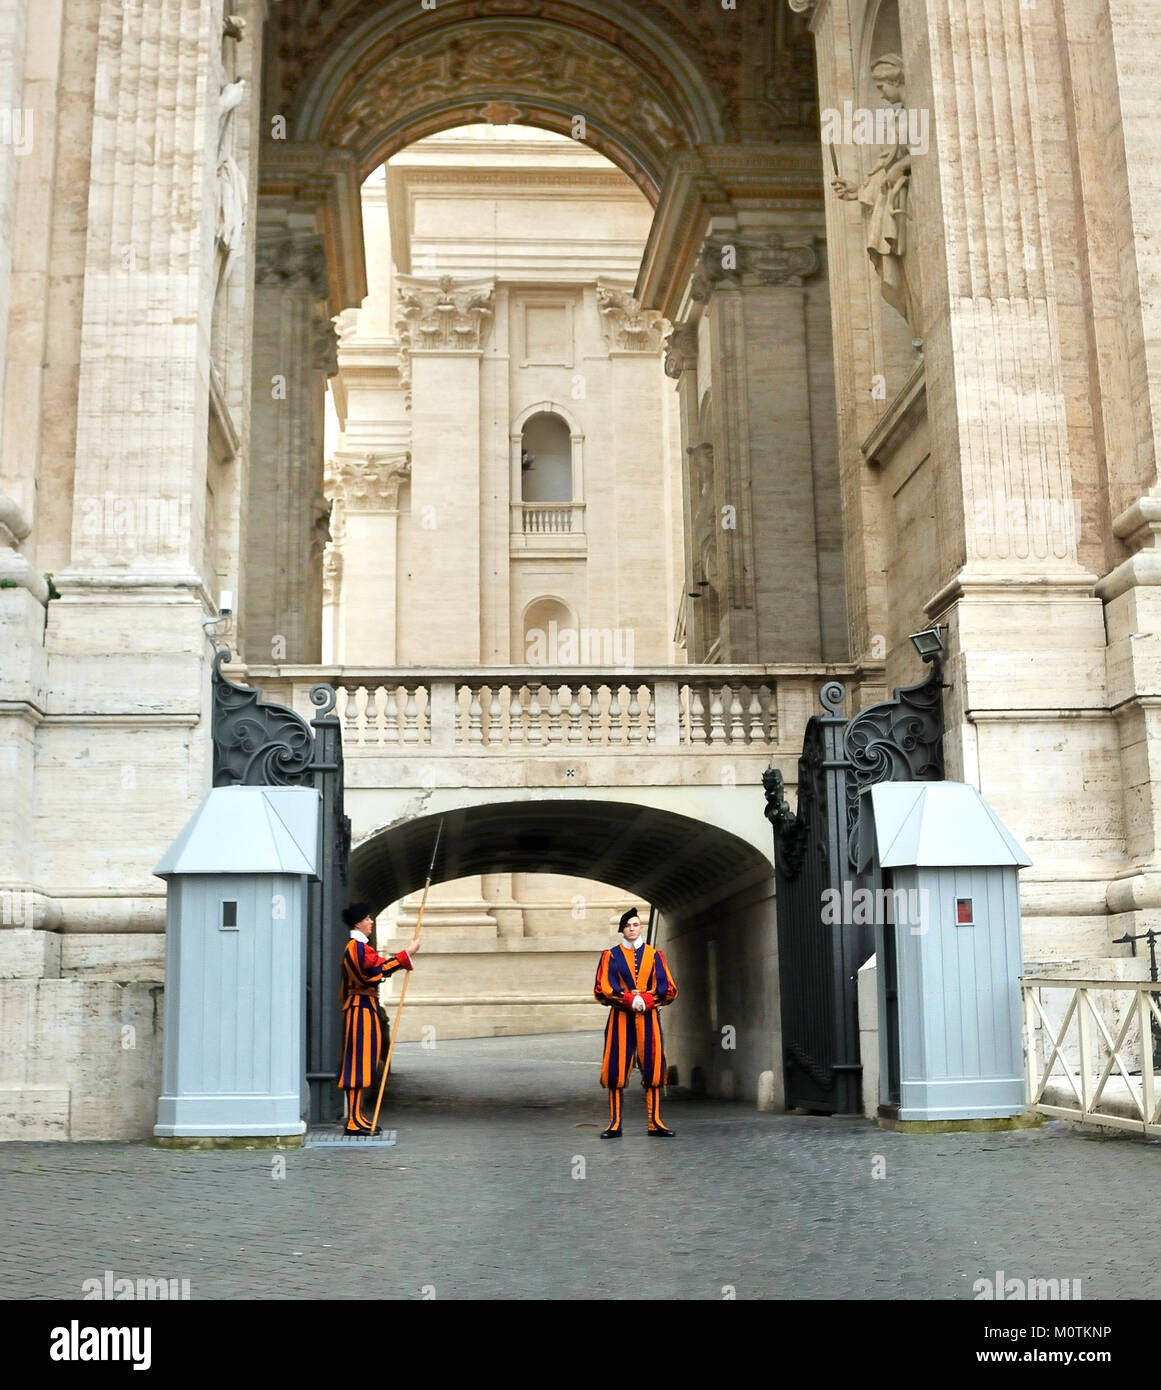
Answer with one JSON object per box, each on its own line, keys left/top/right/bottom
{"left": 342, "top": 902, "right": 373, "bottom": 928}
{"left": 618, "top": 907, "right": 642, "bottom": 932}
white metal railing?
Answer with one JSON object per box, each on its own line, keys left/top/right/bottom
{"left": 1022, "top": 977, "right": 1161, "bottom": 1137}
{"left": 328, "top": 672, "right": 778, "bottom": 749}
{"left": 518, "top": 502, "right": 584, "bottom": 534}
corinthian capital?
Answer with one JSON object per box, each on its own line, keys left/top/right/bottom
{"left": 595, "top": 282, "right": 667, "bottom": 353}
{"left": 663, "top": 322, "right": 699, "bottom": 379}
{"left": 395, "top": 275, "right": 495, "bottom": 351}
{"left": 325, "top": 452, "right": 412, "bottom": 511}
{"left": 255, "top": 232, "right": 329, "bottom": 296}
{"left": 691, "top": 231, "right": 821, "bottom": 302}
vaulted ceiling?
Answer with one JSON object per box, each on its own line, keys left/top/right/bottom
{"left": 263, "top": 0, "right": 818, "bottom": 197}
{"left": 352, "top": 802, "right": 774, "bottom": 917}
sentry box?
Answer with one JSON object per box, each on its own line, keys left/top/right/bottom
{"left": 152, "top": 786, "right": 319, "bottom": 1140}
{"left": 857, "top": 782, "right": 1031, "bottom": 1123}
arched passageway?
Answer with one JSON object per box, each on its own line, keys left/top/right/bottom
{"left": 351, "top": 800, "right": 782, "bottom": 1105}
{"left": 246, "top": 1, "right": 838, "bottom": 673}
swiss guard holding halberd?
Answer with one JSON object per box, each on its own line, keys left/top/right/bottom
{"left": 594, "top": 908, "right": 679, "bottom": 1137}
{"left": 338, "top": 903, "right": 420, "bottom": 1135}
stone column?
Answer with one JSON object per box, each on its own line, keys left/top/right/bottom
{"left": 246, "top": 215, "right": 336, "bottom": 665}
{"left": 692, "top": 228, "right": 829, "bottom": 663}
{"left": 903, "top": 0, "right": 1111, "bottom": 955}
{"left": 0, "top": 0, "right": 28, "bottom": 472}
{"left": 595, "top": 283, "right": 670, "bottom": 664}
{"left": 395, "top": 275, "right": 493, "bottom": 664}
{"left": 1085, "top": 4, "right": 1161, "bottom": 944}
{"left": 43, "top": 0, "right": 226, "bottom": 933}
{"left": 806, "top": 0, "right": 889, "bottom": 691}
{"left": 324, "top": 450, "right": 410, "bottom": 665}
{"left": 663, "top": 322, "right": 703, "bottom": 654}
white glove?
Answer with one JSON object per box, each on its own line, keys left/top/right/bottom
{"left": 632, "top": 994, "right": 646, "bottom": 1013}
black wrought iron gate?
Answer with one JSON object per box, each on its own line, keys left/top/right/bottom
{"left": 211, "top": 651, "right": 351, "bottom": 1125}
{"left": 764, "top": 666, "right": 944, "bottom": 1114}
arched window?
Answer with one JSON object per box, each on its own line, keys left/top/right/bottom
{"left": 519, "top": 596, "right": 577, "bottom": 664}
{"left": 521, "top": 412, "right": 572, "bottom": 502}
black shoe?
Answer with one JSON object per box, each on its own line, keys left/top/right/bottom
{"left": 600, "top": 1127, "right": 623, "bottom": 1139}
{"left": 345, "top": 1124, "right": 382, "bottom": 1137}
{"left": 648, "top": 1126, "right": 676, "bottom": 1137}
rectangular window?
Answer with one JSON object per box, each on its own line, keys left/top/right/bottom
{"left": 221, "top": 900, "right": 238, "bottom": 930}
{"left": 955, "top": 897, "right": 974, "bottom": 926}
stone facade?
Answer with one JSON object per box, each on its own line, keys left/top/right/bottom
{"left": 2, "top": 0, "right": 1160, "bottom": 1134}
{"left": 318, "top": 129, "right": 686, "bottom": 1033}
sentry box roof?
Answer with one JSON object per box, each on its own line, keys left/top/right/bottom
{"left": 153, "top": 786, "right": 320, "bottom": 878}
{"left": 857, "top": 781, "right": 1031, "bottom": 873}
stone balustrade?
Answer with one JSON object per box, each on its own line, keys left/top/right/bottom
{"left": 243, "top": 665, "right": 857, "bottom": 756}
{"left": 518, "top": 502, "right": 584, "bottom": 534}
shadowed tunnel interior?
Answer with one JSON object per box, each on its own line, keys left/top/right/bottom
{"left": 351, "top": 802, "right": 774, "bottom": 916}
{"left": 349, "top": 800, "right": 784, "bottom": 1107}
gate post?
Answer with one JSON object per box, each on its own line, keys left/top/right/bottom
{"left": 209, "top": 653, "right": 350, "bottom": 1128}
{"left": 306, "top": 685, "right": 350, "bottom": 1125}
{"left": 767, "top": 666, "right": 946, "bottom": 1114}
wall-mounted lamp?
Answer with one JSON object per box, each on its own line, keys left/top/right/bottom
{"left": 202, "top": 590, "right": 234, "bottom": 651}
{"left": 908, "top": 625, "right": 945, "bottom": 663}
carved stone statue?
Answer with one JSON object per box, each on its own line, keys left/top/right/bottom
{"left": 215, "top": 79, "right": 248, "bottom": 263}
{"left": 830, "top": 53, "right": 920, "bottom": 339}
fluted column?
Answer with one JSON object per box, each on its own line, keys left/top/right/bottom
{"left": 395, "top": 275, "right": 493, "bottom": 664}
{"left": 246, "top": 215, "right": 335, "bottom": 664}
{"left": 692, "top": 228, "right": 833, "bottom": 662}
{"left": 324, "top": 450, "right": 410, "bottom": 665}
{"left": 1087, "top": 5, "right": 1161, "bottom": 942}
{"left": 905, "top": 0, "right": 1109, "bottom": 956}
{"left": 0, "top": 0, "right": 28, "bottom": 475}
{"left": 62, "top": 0, "right": 222, "bottom": 586}
{"left": 664, "top": 321, "right": 705, "bottom": 655}
{"left": 36, "top": 0, "right": 246, "bottom": 938}
{"left": 595, "top": 283, "right": 672, "bottom": 661}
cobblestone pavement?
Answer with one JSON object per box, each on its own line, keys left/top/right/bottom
{"left": 1, "top": 1032, "right": 1157, "bottom": 1301}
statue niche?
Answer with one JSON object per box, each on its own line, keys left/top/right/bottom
{"left": 830, "top": 53, "right": 920, "bottom": 342}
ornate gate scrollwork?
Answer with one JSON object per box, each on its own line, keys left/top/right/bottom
{"left": 842, "top": 667, "right": 944, "bottom": 869}
{"left": 212, "top": 648, "right": 316, "bottom": 786}
{"left": 211, "top": 650, "right": 351, "bottom": 1125}
{"left": 765, "top": 664, "right": 945, "bottom": 1113}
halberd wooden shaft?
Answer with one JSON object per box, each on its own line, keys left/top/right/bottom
{"left": 369, "top": 820, "right": 443, "bottom": 1133}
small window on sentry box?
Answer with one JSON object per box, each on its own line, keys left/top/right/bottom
{"left": 220, "top": 900, "right": 238, "bottom": 930}
{"left": 955, "top": 898, "right": 974, "bottom": 927}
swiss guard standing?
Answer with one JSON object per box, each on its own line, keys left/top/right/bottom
{"left": 337, "top": 902, "right": 419, "bottom": 1135}
{"left": 594, "top": 907, "right": 679, "bottom": 1137}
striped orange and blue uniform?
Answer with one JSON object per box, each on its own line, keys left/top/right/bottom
{"left": 594, "top": 942, "right": 678, "bottom": 1090}
{"left": 337, "top": 938, "right": 412, "bottom": 1093}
